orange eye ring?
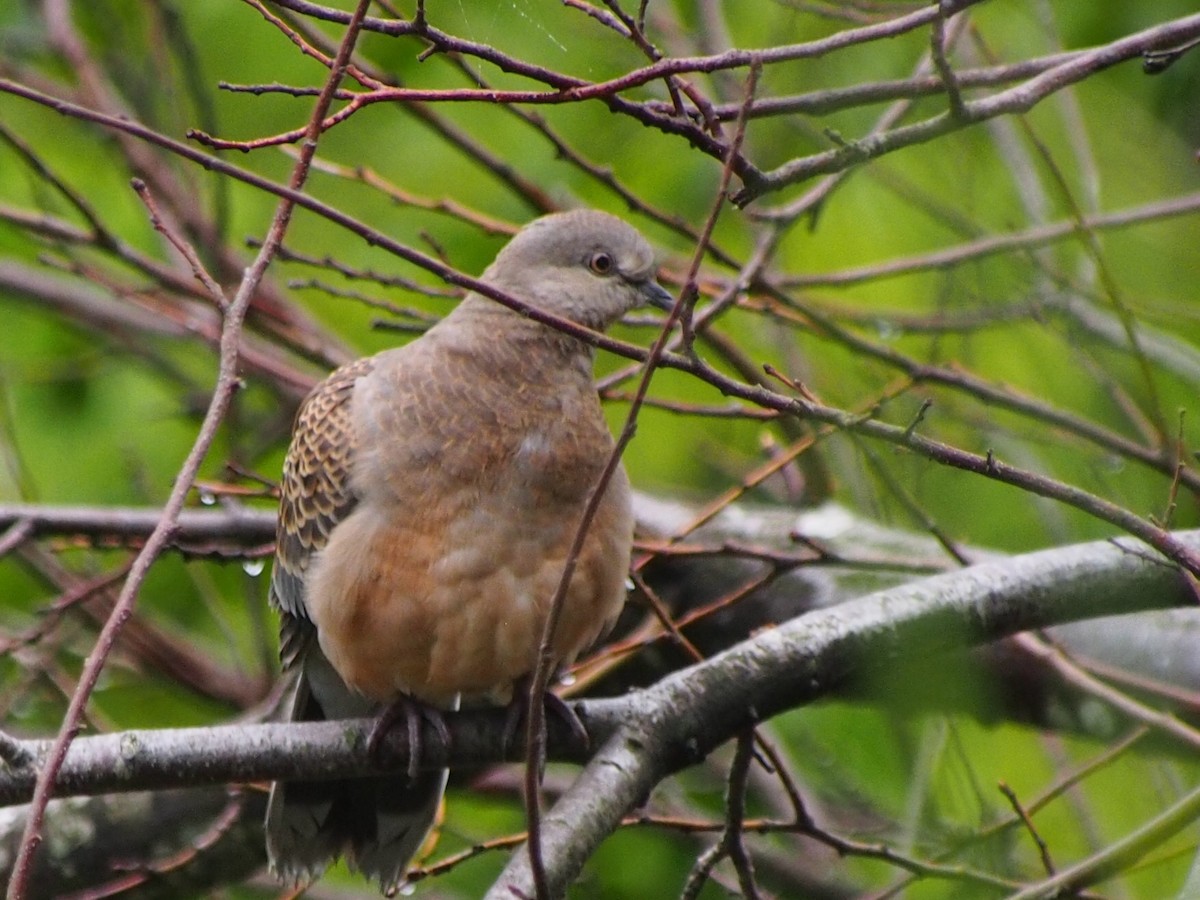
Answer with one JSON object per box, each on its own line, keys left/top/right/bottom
{"left": 588, "top": 251, "right": 614, "bottom": 275}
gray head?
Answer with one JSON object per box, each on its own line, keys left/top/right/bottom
{"left": 473, "top": 209, "right": 672, "bottom": 331}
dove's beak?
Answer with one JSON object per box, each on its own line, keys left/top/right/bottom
{"left": 642, "top": 280, "right": 675, "bottom": 311}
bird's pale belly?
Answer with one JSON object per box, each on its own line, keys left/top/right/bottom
{"left": 305, "top": 492, "right": 631, "bottom": 707}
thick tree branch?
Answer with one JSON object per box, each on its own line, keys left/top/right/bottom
{"left": 487, "top": 530, "right": 1199, "bottom": 897}
{"left": 1, "top": 529, "right": 1194, "bottom": 889}
{"left": 5, "top": 499, "right": 1200, "bottom": 709}
{"left": 1, "top": 3, "right": 1196, "bottom": 897}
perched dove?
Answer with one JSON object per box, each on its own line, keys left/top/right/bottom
{"left": 265, "top": 209, "right": 672, "bottom": 891}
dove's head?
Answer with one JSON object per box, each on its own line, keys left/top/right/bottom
{"left": 478, "top": 209, "right": 673, "bottom": 331}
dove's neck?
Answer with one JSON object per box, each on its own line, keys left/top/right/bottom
{"left": 440, "top": 295, "right": 598, "bottom": 373}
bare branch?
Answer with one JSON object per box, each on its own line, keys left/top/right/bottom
{"left": 489, "top": 528, "right": 1198, "bottom": 897}
{"left": 737, "top": 13, "right": 1200, "bottom": 205}
{"left": 6, "top": 2, "right": 376, "bottom": 893}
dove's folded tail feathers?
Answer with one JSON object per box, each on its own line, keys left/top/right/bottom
{"left": 265, "top": 649, "right": 446, "bottom": 894}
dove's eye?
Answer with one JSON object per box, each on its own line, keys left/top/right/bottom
{"left": 588, "top": 251, "right": 614, "bottom": 276}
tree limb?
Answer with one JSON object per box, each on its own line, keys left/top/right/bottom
{"left": 2, "top": 530, "right": 1195, "bottom": 895}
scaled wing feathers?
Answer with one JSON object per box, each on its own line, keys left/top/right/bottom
{"left": 270, "top": 356, "right": 374, "bottom": 670}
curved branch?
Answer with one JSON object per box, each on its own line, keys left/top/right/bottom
{"left": 488, "top": 529, "right": 1199, "bottom": 896}
{"left": 1, "top": 531, "right": 1195, "bottom": 894}
{"left": 737, "top": 13, "right": 1200, "bottom": 205}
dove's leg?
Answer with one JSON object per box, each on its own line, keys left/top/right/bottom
{"left": 368, "top": 695, "right": 452, "bottom": 782}
{"left": 501, "top": 673, "right": 590, "bottom": 759}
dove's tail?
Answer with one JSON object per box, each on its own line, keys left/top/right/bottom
{"left": 265, "top": 649, "right": 445, "bottom": 894}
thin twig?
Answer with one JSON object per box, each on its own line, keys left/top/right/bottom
{"left": 998, "top": 782, "right": 1057, "bottom": 875}
{"left": 4, "top": 3, "right": 374, "bottom": 895}
{"left": 722, "top": 730, "right": 764, "bottom": 899}
{"left": 1012, "top": 633, "right": 1200, "bottom": 751}
{"left": 1005, "top": 780, "right": 1200, "bottom": 900}
{"left": 522, "top": 59, "right": 760, "bottom": 900}
{"left": 131, "top": 178, "right": 227, "bottom": 310}
{"left": 736, "top": 14, "right": 1200, "bottom": 205}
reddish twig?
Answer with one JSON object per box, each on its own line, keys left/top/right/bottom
{"left": 738, "top": 13, "right": 1200, "bottom": 204}
{"left": 131, "top": 178, "right": 227, "bottom": 310}
{"left": 722, "top": 730, "right": 763, "bottom": 899}
{"left": 522, "top": 58, "right": 760, "bottom": 900}
{"left": 4, "top": 3, "right": 374, "bottom": 895}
